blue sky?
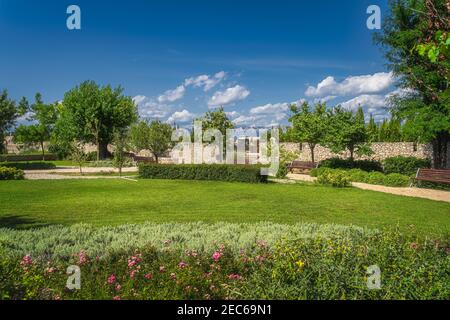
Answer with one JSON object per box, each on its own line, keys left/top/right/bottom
{"left": 0, "top": 0, "right": 397, "bottom": 127}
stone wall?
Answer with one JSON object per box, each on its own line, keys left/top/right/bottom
{"left": 281, "top": 142, "right": 446, "bottom": 165}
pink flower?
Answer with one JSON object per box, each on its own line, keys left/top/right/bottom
{"left": 130, "top": 270, "right": 138, "bottom": 278}
{"left": 115, "top": 284, "right": 121, "bottom": 291}
{"left": 410, "top": 243, "right": 419, "bottom": 250}
{"left": 144, "top": 273, "right": 153, "bottom": 280}
{"left": 78, "top": 251, "right": 88, "bottom": 265}
{"left": 46, "top": 267, "right": 57, "bottom": 274}
{"left": 20, "top": 255, "right": 33, "bottom": 267}
{"left": 107, "top": 274, "right": 117, "bottom": 284}
{"left": 212, "top": 251, "right": 222, "bottom": 262}
{"left": 228, "top": 274, "right": 242, "bottom": 280}
{"left": 170, "top": 272, "right": 177, "bottom": 280}
{"left": 113, "top": 295, "right": 121, "bottom": 301}
{"left": 178, "top": 262, "right": 188, "bottom": 269}
{"left": 159, "top": 266, "right": 166, "bottom": 273}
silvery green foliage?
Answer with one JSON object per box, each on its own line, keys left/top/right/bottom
{"left": 0, "top": 222, "right": 378, "bottom": 262}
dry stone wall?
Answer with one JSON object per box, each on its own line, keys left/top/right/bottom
{"left": 281, "top": 142, "right": 449, "bottom": 166}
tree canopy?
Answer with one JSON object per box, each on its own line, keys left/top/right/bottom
{"left": 130, "top": 120, "right": 174, "bottom": 163}
{"left": 0, "top": 90, "right": 26, "bottom": 154}
{"left": 375, "top": 0, "right": 449, "bottom": 167}
{"left": 55, "top": 81, "right": 138, "bottom": 160}
{"left": 288, "top": 102, "right": 328, "bottom": 164}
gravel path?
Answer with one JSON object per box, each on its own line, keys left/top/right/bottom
{"left": 24, "top": 167, "right": 139, "bottom": 180}
{"left": 287, "top": 173, "right": 450, "bottom": 203}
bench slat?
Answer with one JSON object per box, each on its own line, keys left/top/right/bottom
{"left": 416, "top": 168, "right": 450, "bottom": 184}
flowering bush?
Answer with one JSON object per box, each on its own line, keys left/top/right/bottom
{"left": 0, "top": 227, "right": 448, "bottom": 300}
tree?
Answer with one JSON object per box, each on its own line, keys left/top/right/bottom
{"left": 130, "top": 120, "right": 173, "bottom": 163}
{"left": 112, "top": 130, "right": 129, "bottom": 176}
{"left": 0, "top": 90, "right": 26, "bottom": 154}
{"left": 56, "top": 81, "right": 138, "bottom": 160}
{"left": 375, "top": 0, "right": 449, "bottom": 168}
{"left": 288, "top": 102, "right": 328, "bottom": 164}
{"left": 325, "top": 106, "right": 372, "bottom": 161}
{"left": 367, "top": 114, "right": 379, "bottom": 142}
{"left": 195, "top": 107, "right": 234, "bottom": 136}
{"left": 69, "top": 140, "right": 87, "bottom": 175}
{"left": 13, "top": 93, "right": 57, "bottom": 160}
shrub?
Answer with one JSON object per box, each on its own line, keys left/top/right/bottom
{"left": 317, "top": 170, "right": 351, "bottom": 187}
{"left": 313, "top": 168, "right": 411, "bottom": 187}
{"left": 319, "top": 157, "right": 383, "bottom": 172}
{"left": 0, "top": 167, "right": 25, "bottom": 180}
{"left": 310, "top": 167, "right": 333, "bottom": 178}
{"left": 384, "top": 173, "right": 411, "bottom": 187}
{"left": 366, "top": 172, "right": 387, "bottom": 185}
{"left": 139, "top": 164, "right": 267, "bottom": 183}
{"left": 383, "top": 156, "right": 431, "bottom": 176}
{"left": 347, "top": 169, "right": 370, "bottom": 183}
{"left": 0, "top": 162, "right": 56, "bottom": 170}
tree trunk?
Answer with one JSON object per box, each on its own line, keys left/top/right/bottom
{"left": 432, "top": 132, "right": 449, "bottom": 169}
{"left": 309, "top": 143, "right": 316, "bottom": 164}
{"left": 154, "top": 154, "right": 159, "bottom": 164}
{"left": 40, "top": 141, "right": 45, "bottom": 161}
{"left": 97, "top": 142, "right": 109, "bottom": 160}
{"left": 349, "top": 147, "right": 354, "bottom": 162}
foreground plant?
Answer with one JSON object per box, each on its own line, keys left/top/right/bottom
{"left": 0, "top": 227, "right": 448, "bottom": 300}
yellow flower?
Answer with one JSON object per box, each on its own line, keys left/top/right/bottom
{"left": 295, "top": 260, "right": 305, "bottom": 270}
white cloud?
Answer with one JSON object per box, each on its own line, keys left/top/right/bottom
{"left": 226, "top": 111, "right": 240, "bottom": 119}
{"left": 250, "top": 102, "right": 290, "bottom": 115}
{"left": 340, "top": 94, "right": 387, "bottom": 111}
{"left": 133, "top": 95, "right": 170, "bottom": 119}
{"left": 158, "top": 85, "right": 186, "bottom": 103}
{"left": 305, "top": 72, "right": 394, "bottom": 98}
{"left": 233, "top": 99, "right": 304, "bottom": 128}
{"left": 208, "top": 85, "right": 250, "bottom": 107}
{"left": 167, "top": 109, "right": 196, "bottom": 124}
{"left": 185, "top": 71, "right": 226, "bottom": 91}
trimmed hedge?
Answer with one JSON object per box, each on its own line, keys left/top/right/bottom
{"left": 0, "top": 162, "right": 56, "bottom": 170}
{"left": 319, "top": 158, "right": 383, "bottom": 172}
{"left": 383, "top": 156, "right": 431, "bottom": 176}
{"left": 0, "top": 167, "right": 25, "bottom": 180}
{"left": 139, "top": 164, "right": 267, "bottom": 183}
{"left": 0, "top": 154, "right": 57, "bottom": 162}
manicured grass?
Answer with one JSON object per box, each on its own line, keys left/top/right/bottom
{"left": 0, "top": 179, "right": 449, "bottom": 237}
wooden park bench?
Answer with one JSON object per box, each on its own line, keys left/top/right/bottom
{"left": 287, "top": 161, "right": 318, "bottom": 173}
{"left": 415, "top": 168, "right": 450, "bottom": 185}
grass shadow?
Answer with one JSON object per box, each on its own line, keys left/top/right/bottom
{"left": 0, "top": 215, "right": 52, "bottom": 230}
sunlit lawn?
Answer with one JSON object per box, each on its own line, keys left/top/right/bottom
{"left": 0, "top": 179, "right": 449, "bottom": 237}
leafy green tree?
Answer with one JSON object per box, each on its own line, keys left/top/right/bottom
{"left": 375, "top": 0, "right": 449, "bottom": 168}
{"left": 13, "top": 94, "right": 57, "bottom": 160}
{"left": 0, "top": 90, "right": 27, "bottom": 154}
{"left": 367, "top": 114, "right": 379, "bottom": 142}
{"left": 112, "top": 130, "right": 130, "bottom": 176}
{"left": 55, "top": 81, "right": 138, "bottom": 160}
{"left": 386, "top": 116, "right": 403, "bottom": 142}
{"left": 130, "top": 120, "right": 173, "bottom": 163}
{"left": 325, "top": 106, "right": 372, "bottom": 161}
{"left": 288, "top": 102, "right": 328, "bottom": 164}
{"left": 195, "top": 107, "right": 234, "bottom": 136}
{"left": 69, "top": 140, "right": 87, "bottom": 175}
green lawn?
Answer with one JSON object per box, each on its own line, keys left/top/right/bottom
{"left": 0, "top": 179, "right": 449, "bottom": 237}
